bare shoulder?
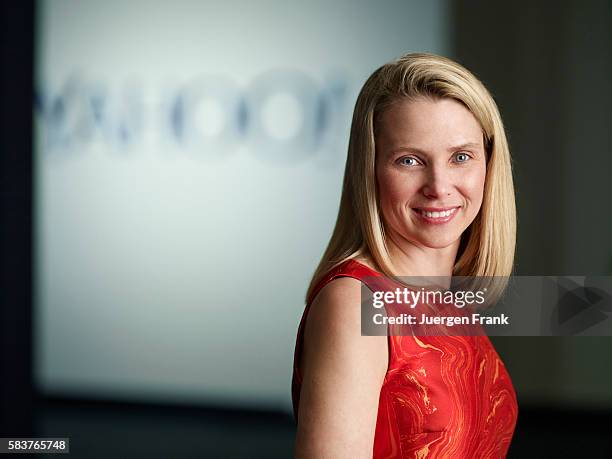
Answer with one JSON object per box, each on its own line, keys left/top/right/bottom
{"left": 302, "top": 275, "right": 389, "bottom": 386}
{"left": 296, "top": 277, "right": 388, "bottom": 457}
{"left": 308, "top": 276, "right": 363, "bottom": 322}
{"left": 304, "top": 276, "right": 380, "bottom": 354}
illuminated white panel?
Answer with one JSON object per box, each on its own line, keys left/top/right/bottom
{"left": 35, "top": 0, "right": 449, "bottom": 411}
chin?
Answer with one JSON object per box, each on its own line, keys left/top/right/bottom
{"left": 415, "top": 234, "right": 462, "bottom": 250}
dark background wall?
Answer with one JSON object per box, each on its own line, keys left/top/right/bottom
{"left": 0, "top": 0, "right": 34, "bottom": 437}
{"left": 452, "top": 3, "right": 612, "bottom": 456}
{"left": 454, "top": 0, "right": 612, "bottom": 277}
{"left": 452, "top": 0, "right": 612, "bottom": 411}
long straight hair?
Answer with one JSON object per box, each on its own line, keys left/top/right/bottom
{"left": 305, "top": 53, "right": 516, "bottom": 304}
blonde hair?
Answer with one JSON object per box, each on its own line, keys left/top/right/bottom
{"left": 306, "top": 52, "right": 516, "bottom": 304}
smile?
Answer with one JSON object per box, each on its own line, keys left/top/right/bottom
{"left": 412, "top": 206, "right": 460, "bottom": 224}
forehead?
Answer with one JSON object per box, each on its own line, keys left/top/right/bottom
{"left": 376, "top": 97, "right": 484, "bottom": 150}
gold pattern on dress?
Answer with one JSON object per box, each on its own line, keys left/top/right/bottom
{"left": 486, "top": 395, "right": 504, "bottom": 424}
{"left": 403, "top": 372, "right": 436, "bottom": 414}
{"left": 478, "top": 359, "right": 486, "bottom": 378}
{"left": 415, "top": 445, "right": 430, "bottom": 458}
{"left": 413, "top": 335, "right": 442, "bottom": 352}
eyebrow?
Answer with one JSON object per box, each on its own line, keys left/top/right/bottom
{"left": 391, "top": 142, "right": 483, "bottom": 155}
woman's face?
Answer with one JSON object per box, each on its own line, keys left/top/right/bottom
{"left": 375, "top": 96, "right": 487, "bottom": 250}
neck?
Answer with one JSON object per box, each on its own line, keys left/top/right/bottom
{"left": 385, "top": 229, "right": 460, "bottom": 279}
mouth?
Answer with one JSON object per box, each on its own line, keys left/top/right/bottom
{"left": 411, "top": 206, "right": 461, "bottom": 225}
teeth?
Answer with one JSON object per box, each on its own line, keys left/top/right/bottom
{"left": 419, "top": 208, "right": 457, "bottom": 218}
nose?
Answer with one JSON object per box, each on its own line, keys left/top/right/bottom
{"left": 422, "top": 165, "right": 452, "bottom": 199}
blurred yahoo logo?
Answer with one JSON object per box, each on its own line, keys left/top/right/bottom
{"left": 35, "top": 70, "right": 351, "bottom": 164}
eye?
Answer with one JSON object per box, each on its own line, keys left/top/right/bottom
{"left": 398, "top": 156, "right": 420, "bottom": 167}
{"left": 454, "top": 152, "right": 471, "bottom": 163}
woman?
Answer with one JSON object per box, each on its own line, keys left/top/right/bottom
{"left": 292, "top": 53, "right": 518, "bottom": 458}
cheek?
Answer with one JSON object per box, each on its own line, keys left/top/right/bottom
{"left": 377, "top": 168, "right": 420, "bottom": 205}
{"left": 461, "top": 166, "right": 487, "bottom": 208}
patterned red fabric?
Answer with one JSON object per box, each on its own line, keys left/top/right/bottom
{"left": 292, "top": 259, "right": 518, "bottom": 458}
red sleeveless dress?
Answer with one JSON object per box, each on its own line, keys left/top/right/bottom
{"left": 292, "top": 259, "right": 518, "bottom": 458}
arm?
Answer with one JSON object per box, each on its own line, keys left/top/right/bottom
{"left": 294, "top": 277, "right": 388, "bottom": 459}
